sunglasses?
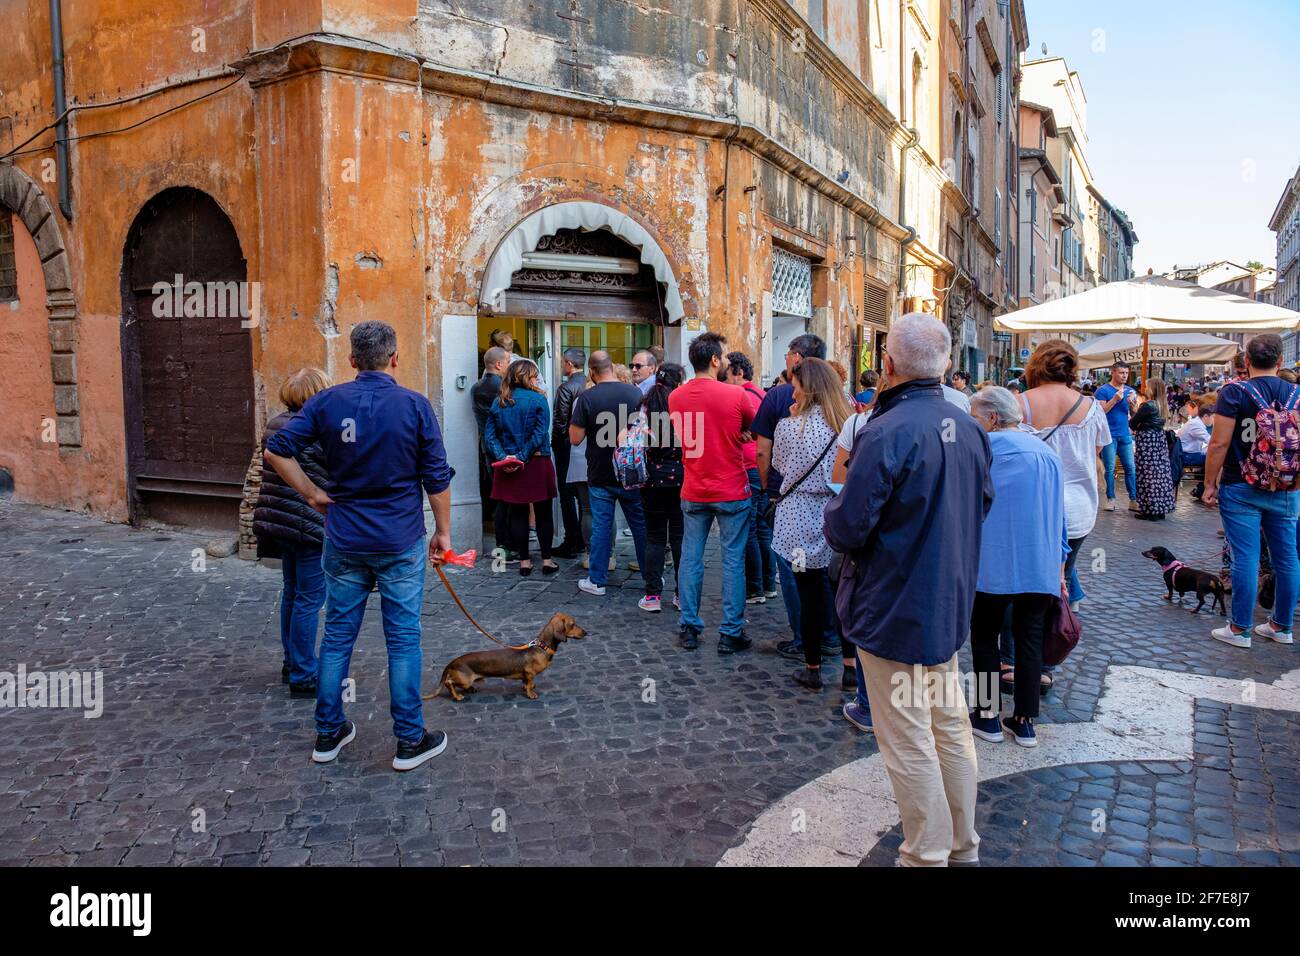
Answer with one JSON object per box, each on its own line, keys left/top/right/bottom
{"left": 629, "top": 363, "right": 648, "bottom": 370}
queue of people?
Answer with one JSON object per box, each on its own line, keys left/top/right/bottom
{"left": 254, "top": 313, "right": 1295, "bottom": 869}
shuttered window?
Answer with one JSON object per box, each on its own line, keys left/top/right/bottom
{"left": 863, "top": 278, "right": 890, "bottom": 329}
{"left": 0, "top": 213, "right": 16, "bottom": 301}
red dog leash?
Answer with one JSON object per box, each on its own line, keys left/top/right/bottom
{"left": 433, "top": 556, "right": 542, "bottom": 653}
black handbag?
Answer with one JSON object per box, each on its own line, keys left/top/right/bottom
{"left": 764, "top": 432, "right": 839, "bottom": 525}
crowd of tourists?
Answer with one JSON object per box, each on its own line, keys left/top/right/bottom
{"left": 252, "top": 314, "right": 1297, "bottom": 866}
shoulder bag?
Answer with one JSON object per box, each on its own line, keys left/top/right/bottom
{"left": 764, "top": 430, "right": 838, "bottom": 525}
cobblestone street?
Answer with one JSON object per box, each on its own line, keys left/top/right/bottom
{"left": 1, "top": 495, "right": 1297, "bottom": 867}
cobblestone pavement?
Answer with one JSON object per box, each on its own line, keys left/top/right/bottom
{"left": 0, "top": 492, "right": 1296, "bottom": 866}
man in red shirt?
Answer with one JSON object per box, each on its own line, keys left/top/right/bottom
{"left": 668, "top": 332, "right": 755, "bottom": 652}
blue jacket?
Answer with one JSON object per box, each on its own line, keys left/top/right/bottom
{"left": 977, "top": 430, "right": 1070, "bottom": 595}
{"left": 265, "top": 371, "right": 453, "bottom": 554}
{"left": 484, "top": 388, "right": 551, "bottom": 463}
{"left": 824, "top": 379, "right": 994, "bottom": 666}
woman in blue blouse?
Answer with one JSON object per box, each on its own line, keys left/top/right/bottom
{"left": 967, "top": 386, "right": 1069, "bottom": 749}
{"left": 485, "top": 359, "right": 559, "bottom": 576}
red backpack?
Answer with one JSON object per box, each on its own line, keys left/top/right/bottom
{"left": 1238, "top": 380, "right": 1300, "bottom": 491}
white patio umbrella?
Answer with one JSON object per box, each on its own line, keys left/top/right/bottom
{"left": 1075, "top": 332, "right": 1241, "bottom": 369}
{"left": 996, "top": 276, "right": 1300, "bottom": 379}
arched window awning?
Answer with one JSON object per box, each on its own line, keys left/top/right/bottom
{"left": 481, "top": 201, "right": 685, "bottom": 324}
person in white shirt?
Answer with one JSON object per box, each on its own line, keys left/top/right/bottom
{"left": 1177, "top": 404, "right": 1209, "bottom": 465}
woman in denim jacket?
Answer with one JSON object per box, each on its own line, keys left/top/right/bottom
{"left": 485, "top": 359, "right": 559, "bottom": 575}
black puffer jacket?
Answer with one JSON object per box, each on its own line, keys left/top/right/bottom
{"left": 253, "top": 411, "right": 328, "bottom": 549}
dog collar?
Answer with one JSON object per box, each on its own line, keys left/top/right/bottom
{"left": 1161, "top": 560, "right": 1184, "bottom": 574}
{"left": 527, "top": 639, "right": 556, "bottom": 657}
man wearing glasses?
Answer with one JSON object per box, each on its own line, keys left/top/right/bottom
{"left": 631, "top": 350, "right": 659, "bottom": 396}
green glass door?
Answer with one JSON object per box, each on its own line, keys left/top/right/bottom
{"left": 557, "top": 321, "right": 654, "bottom": 371}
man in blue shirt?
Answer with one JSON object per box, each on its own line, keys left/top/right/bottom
{"left": 265, "top": 320, "right": 454, "bottom": 772}
{"left": 1093, "top": 361, "right": 1138, "bottom": 510}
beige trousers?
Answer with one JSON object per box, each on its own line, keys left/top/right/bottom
{"left": 857, "top": 648, "right": 980, "bottom": 867}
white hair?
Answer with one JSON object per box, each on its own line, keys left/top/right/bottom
{"left": 970, "top": 385, "right": 1023, "bottom": 428}
{"left": 887, "top": 312, "right": 952, "bottom": 380}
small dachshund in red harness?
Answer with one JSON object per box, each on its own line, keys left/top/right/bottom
{"left": 1142, "top": 546, "right": 1226, "bottom": 616}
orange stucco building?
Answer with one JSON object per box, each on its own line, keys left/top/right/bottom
{"left": 1, "top": 0, "right": 925, "bottom": 548}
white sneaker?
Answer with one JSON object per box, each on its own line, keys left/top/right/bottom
{"left": 1211, "top": 625, "right": 1251, "bottom": 649}
{"left": 577, "top": 578, "right": 606, "bottom": 596}
{"left": 746, "top": 594, "right": 767, "bottom": 604}
{"left": 1254, "top": 621, "right": 1295, "bottom": 644}
{"left": 1104, "top": 499, "right": 1116, "bottom": 512}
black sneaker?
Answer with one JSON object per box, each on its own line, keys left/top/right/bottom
{"left": 281, "top": 663, "right": 290, "bottom": 685}
{"left": 393, "top": 730, "right": 449, "bottom": 772}
{"left": 776, "top": 639, "right": 804, "bottom": 661}
{"left": 792, "top": 667, "right": 823, "bottom": 690}
{"left": 311, "top": 721, "right": 356, "bottom": 763}
{"left": 679, "top": 625, "right": 701, "bottom": 650}
{"left": 718, "top": 630, "right": 752, "bottom": 655}
{"left": 289, "top": 679, "right": 318, "bottom": 699}
{"left": 840, "top": 668, "right": 857, "bottom": 692}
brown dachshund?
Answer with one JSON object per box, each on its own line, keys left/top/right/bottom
{"left": 425, "top": 612, "right": 586, "bottom": 701}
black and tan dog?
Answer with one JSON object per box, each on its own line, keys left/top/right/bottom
{"left": 425, "top": 612, "right": 586, "bottom": 701}
{"left": 1141, "top": 546, "right": 1226, "bottom": 615}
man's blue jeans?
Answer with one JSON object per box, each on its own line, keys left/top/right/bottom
{"left": 745, "top": 468, "right": 777, "bottom": 596}
{"left": 1100, "top": 435, "right": 1137, "bottom": 502}
{"left": 587, "top": 484, "right": 648, "bottom": 587}
{"left": 280, "top": 544, "right": 325, "bottom": 685}
{"left": 318, "top": 538, "right": 428, "bottom": 743}
{"left": 1219, "top": 483, "right": 1300, "bottom": 631}
{"left": 679, "top": 498, "right": 749, "bottom": 637}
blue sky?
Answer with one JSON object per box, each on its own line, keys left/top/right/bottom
{"left": 1024, "top": 0, "right": 1300, "bottom": 275}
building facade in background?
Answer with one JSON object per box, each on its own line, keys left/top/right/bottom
{"left": 1272, "top": 164, "right": 1300, "bottom": 363}
{"left": 0, "top": 0, "right": 958, "bottom": 549}
{"left": 1015, "top": 99, "right": 1066, "bottom": 359}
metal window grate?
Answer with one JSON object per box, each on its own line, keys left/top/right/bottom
{"left": 863, "top": 278, "right": 890, "bottom": 328}
{"left": 0, "top": 213, "right": 16, "bottom": 301}
{"left": 772, "top": 247, "right": 813, "bottom": 318}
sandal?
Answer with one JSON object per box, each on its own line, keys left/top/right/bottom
{"left": 1039, "top": 672, "right": 1054, "bottom": 697}
{"left": 998, "top": 664, "right": 1015, "bottom": 694}
{"left": 541, "top": 561, "right": 560, "bottom": 575}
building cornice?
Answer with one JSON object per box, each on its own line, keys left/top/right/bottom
{"left": 1269, "top": 166, "right": 1300, "bottom": 232}
{"left": 233, "top": 33, "right": 912, "bottom": 242}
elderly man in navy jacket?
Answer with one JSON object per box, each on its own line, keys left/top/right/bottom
{"left": 825, "top": 312, "right": 994, "bottom": 867}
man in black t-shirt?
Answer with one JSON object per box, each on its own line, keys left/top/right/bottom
{"left": 569, "top": 350, "right": 648, "bottom": 596}
{"left": 1204, "top": 333, "right": 1300, "bottom": 649}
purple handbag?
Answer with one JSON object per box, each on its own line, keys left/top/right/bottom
{"left": 1042, "top": 595, "right": 1081, "bottom": 667}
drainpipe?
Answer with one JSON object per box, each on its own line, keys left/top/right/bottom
{"left": 49, "top": 0, "right": 72, "bottom": 220}
{"left": 897, "top": 127, "right": 919, "bottom": 299}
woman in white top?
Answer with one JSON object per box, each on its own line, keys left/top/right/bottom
{"left": 1177, "top": 403, "right": 1210, "bottom": 464}
{"left": 1017, "top": 341, "right": 1111, "bottom": 609}
{"left": 772, "top": 357, "right": 854, "bottom": 692}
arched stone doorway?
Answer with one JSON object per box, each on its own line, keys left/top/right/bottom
{"left": 0, "top": 161, "right": 80, "bottom": 449}
{"left": 120, "top": 187, "right": 255, "bottom": 530}
{"left": 440, "top": 200, "right": 689, "bottom": 550}
{"left": 478, "top": 200, "right": 686, "bottom": 383}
